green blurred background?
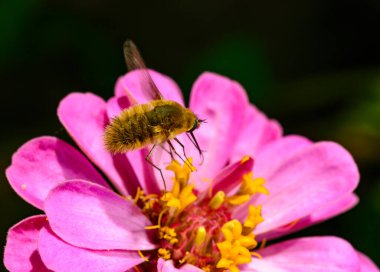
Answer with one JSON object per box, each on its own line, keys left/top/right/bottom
{"left": 1, "top": 0, "right": 379, "bottom": 270}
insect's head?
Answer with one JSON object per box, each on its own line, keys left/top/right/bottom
{"left": 188, "top": 117, "right": 206, "bottom": 133}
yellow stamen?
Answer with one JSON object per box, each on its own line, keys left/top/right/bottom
{"left": 133, "top": 266, "right": 142, "bottom": 272}
{"left": 221, "top": 220, "right": 242, "bottom": 242}
{"left": 201, "top": 265, "right": 212, "bottom": 272}
{"left": 226, "top": 194, "right": 250, "bottom": 205}
{"left": 142, "top": 199, "right": 155, "bottom": 211}
{"left": 166, "top": 159, "right": 182, "bottom": 172}
{"left": 185, "top": 157, "right": 196, "bottom": 172}
{"left": 251, "top": 251, "right": 263, "bottom": 259}
{"left": 166, "top": 158, "right": 195, "bottom": 187}
{"left": 178, "top": 184, "right": 197, "bottom": 211}
{"left": 179, "top": 252, "right": 190, "bottom": 264}
{"left": 137, "top": 250, "right": 149, "bottom": 262}
{"left": 163, "top": 192, "right": 181, "bottom": 209}
{"left": 238, "top": 233, "right": 257, "bottom": 249}
{"left": 259, "top": 238, "right": 267, "bottom": 249}
{"left": 171, "top": 178, "right": 181, "bottom": 197}
{"left": 133, "top": 187, "right": 142, "bottom": 205}
{"left": 159, "top": 226, "right": 178, "bottom": 244}
{"left": 216, "top": 240, "right": 252, "bottom": 272}
{"left": 240, "top": 173, "right": 269, "bottom": 196}
{"left": 285, "top": 219, "right": 300, "bottom": 229}
{"left": 124, "top": 195, "right": 133, "bottom": 201}
{"left": 221, "top": 220, "right": 257, "bottom": 249}
{"left": 208, "top": 191, "right": 225, "bottom": 209}
{"left": 144, "top": 193, "right": 158, "bottom": 199}
{"left": 162, "top": 159, "right": 198, "bottom": 218}
{"left": 144, "top": 225, "right": 160, "bottom": 230}
{"left": 243, "top": 205, "right": 264, "bottom": 230}
{"left": 208, "top": 182, "right": 213, "bottom": 198}
{"left": 217, "top": 257, "right": 234, "bottom": 269}
{"left": 158, "top": 248, "right": 171, "bottom": 260}
{"left": 162, "top": 184, "right": 197, "bottom": 214}
{"left": 228, "top": 266, "right": 240, "bottom": 272}
{"left": 194, "top": 226, "right": 206, "bottom": 246}
{"left": 240, "top": 155, "right": 250, "bottom": 163}
{"left": 157, "top": 207, "right": 168, "bottom": 227}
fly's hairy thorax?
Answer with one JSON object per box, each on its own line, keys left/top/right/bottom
{"left": 104, "top": 100, "right": 195, "bottom": 153}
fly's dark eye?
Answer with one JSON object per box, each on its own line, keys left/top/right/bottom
{"left": 188, "top": 119, "right": 199, "bottom": 132}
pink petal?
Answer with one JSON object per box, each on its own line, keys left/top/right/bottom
{"left": 4, "top": 215, "right": 51, "bottom": 272}
{"left": 230, "top": 105, "right": 282, "bottom": 162}
{"left": 106, "top": 96, "right": 160, "bottom": 195}
{"left": 357, "top": 251, "right": 379, "bottom": 272}
{"left": 244, "top": 236, "right": 360, "bottom": 272}
{"left": 107, "top": 95, "right": 132, "bottom": 119}
{"left": 126, "top": 148, "right": 162, "bottom": 194}
{"left": 44, "top": 180, "right": 156, "bottom": 250}
{"left": 39, "top": 225, "right": 143, "bottom": 272}
{"left": 189, "top": 72, "right": 249, "bottom": 189}
{"left": 212, "top": 156, "right": 254, "bottom": 194}
{"left": 232, "top": 135, "right": 312, "bottom": 218}
{"left": 245, "top": 141, "right": 359, "bottom": 236}
{"left": 157, "top": 259, "right": 203, "bottom": 272}
{"left": 6, "top": 136, "right": 109, "bottom": 210}
{"left": 114, "top": 69, "right": 184, "bottom": 105}
{"left": 58, "top": 92, "right": 140, "bottom": 196}
{"left": 257, "top": 193, "right": 359, "bottom": 241}
{"left": 253, "top": 135, "right": 313, "bottom": 182}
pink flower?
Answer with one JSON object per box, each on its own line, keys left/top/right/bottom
{"left": 4, "top": 71, "right": 379, "bottom": 272}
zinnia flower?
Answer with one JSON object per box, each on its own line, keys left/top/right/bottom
{"left": 4, "top": 71, "right": 379, "bottom": 272}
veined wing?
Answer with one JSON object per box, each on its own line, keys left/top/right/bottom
{"left": 123, "top": 40, "right": 163, "bottom": 101}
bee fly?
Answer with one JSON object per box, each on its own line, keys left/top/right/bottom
{"left": 104, "top": 40, "right": 204, "bottom": 190}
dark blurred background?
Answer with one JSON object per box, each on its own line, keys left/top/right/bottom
{"left": 1, "top": 0, "right": 379, "bottom": 270}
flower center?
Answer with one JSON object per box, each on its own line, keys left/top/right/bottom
{"left": 134, "top": 157, "right": 269, "bottom": 272}
{"left": 161, "top": 198, "right": 231, "bottom": 269}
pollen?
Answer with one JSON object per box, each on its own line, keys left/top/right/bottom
{"left": 159, "top": 226, "right": 178, "bottom": 245}
{"left": 158, "top": 248, "right": 171, "bottom": 260}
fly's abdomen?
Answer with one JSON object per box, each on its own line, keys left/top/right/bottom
{"left": 104, "top": 105, "right": 156, "bottom": 153}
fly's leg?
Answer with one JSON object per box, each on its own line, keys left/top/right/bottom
{"left": 174, "top": 137, "right": 188, "bottom": 161}
{"left": 186, "top": 132, "right": 204, "bottom": 165}
{"left": 159, "top": 143, "right": 175, "bottom": 161}
{"left": 167, "top": 140, "right": 185, "bottom": 164}
{"left": 167, "top": 140, "right": 194, "bottom": 170}
{"left": 146, "top": 144, "right": 166, "bottom": 192}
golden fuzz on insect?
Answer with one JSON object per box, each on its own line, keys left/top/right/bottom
{"left": 104, "top": 100, "right": 196, "bottom": 153}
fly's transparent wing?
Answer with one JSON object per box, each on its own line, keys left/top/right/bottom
{"left": 123, "top": 40, "right": 163, "bottom": 100}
